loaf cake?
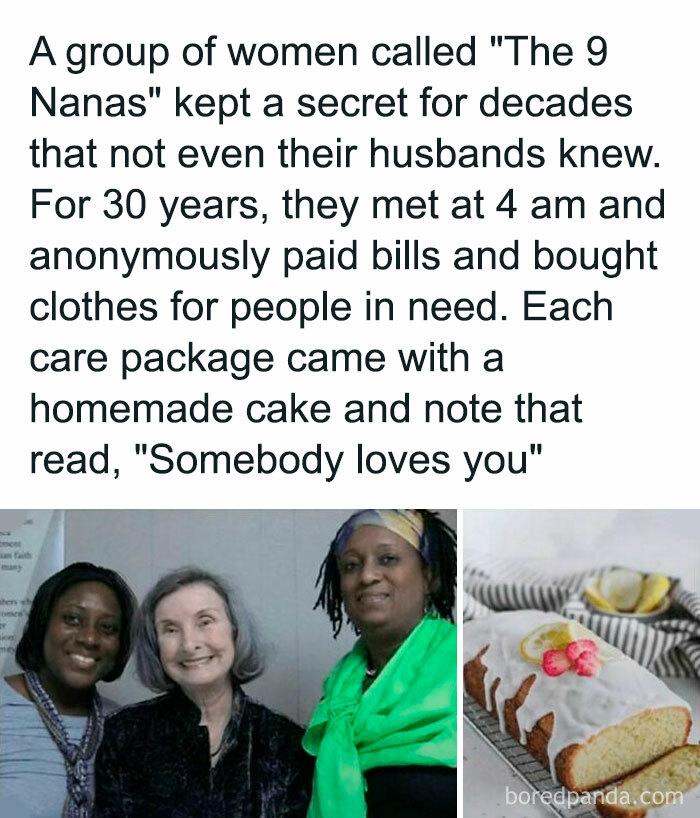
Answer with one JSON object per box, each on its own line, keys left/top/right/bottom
{"left": 464, "top": 610, "right": 691, "bottom": 792}
{"left": 596, "top": 744, "right": 700, "bottom": 817}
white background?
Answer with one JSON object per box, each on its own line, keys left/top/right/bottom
{"left": 2, "top": 0, "right": 698, "bottom": 508}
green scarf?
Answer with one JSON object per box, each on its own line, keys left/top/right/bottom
{"left": 302, "top": 616, "right": 457, "bottom": 818}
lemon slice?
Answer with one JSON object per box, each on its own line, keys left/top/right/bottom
{"left": 520, "top": 620, "right": 623, "bottom": 665}
{"left": 634, "top": 574, "right": 671, "bottom": 614}
{"left": 584, "top": 585, "right": 617, "bottom": 612}
{"left": 520, "top": 622, "right": 575, "bottom": 664}
{"left": 599, "top": 568, "right": 643, "bottom": 612}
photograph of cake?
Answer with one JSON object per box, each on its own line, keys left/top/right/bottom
{"left": 463, "top": 510, "right": 700, "bottom": 818}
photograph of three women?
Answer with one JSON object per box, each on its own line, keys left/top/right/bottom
{"left": 0, "top": 509, "right": 458, "bottom": 818}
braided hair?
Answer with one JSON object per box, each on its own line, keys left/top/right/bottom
{"left": 314, "top": 510, "right": 457, "bottom": 637}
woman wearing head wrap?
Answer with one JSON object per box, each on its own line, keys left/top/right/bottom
{"left": 303, "top": 510, "right": 457, "bottom": 818}
{"left": 0, "top": 562, "right": 136, "bottom": 818}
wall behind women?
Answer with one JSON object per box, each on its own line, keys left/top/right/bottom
{"left": 65, "top": 509, "right": 456, "bottom": 725}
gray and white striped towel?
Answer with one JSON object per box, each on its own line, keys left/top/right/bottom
{"left": 464, "top": 554, "right": 700, "bottom": 679}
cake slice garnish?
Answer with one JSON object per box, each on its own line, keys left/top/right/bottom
{"left": 521, "top": 621, "right": 620, "bottom": 678}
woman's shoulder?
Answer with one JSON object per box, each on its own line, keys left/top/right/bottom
{"left": 2, "top": 674, "right": 31, "bottom": 703}
{"left": 1, "top": 676, "right": 37, "bottom": 736}
{"left": 239, "top": 696, "right": 310, "bottom": 780}
{"left": 242, "top": 694, "right": 305, "bottom": 745}
{"left": 432, "top": 617, "right": 457, "bottom": 643}
{"left": 102, "top": 693, "right": 180, "bottom": 740}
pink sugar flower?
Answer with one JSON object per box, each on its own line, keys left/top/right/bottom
{"left": 542, "top": 649, "right": 570, "bottom": 677}
{"left": 574, "top": 650, "right": 601, "bottom": 677}
{"left": 565, "top": 639, "right": 598, "bottom": 664}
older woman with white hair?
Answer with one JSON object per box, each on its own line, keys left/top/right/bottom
{"left": 94, "top": 567, "right": 310, "bottom": 818}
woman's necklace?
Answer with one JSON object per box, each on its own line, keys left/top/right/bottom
{"left": 362, "top": 663, "right": 379, "bottom": 691}
{"left": 25, "top": 671, "right": 104, "bottom": 818}
{"left": 197, "top": 685, "right": 235, "bottom": 762}
{"left": 208, "top": 717, "right": 231, "bottom": 759}
{"left": 210, "top": 735, "right": 225, "bottom": 758}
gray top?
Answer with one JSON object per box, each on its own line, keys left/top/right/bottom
{"left": 0, "top": 678, "right": 116, "bottom": 818}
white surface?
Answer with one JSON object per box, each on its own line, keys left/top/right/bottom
{"left": 3, "top": 1, "right": 700, "bottom": 508}
{"left": 463, "top": 510, "right": 700, "bottom": 817}
{"left": 464, "top": 510, "right": 700, "bottom": 593}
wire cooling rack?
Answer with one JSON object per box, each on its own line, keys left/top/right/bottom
{"left": 464, "top": 696, "right": 599, "bottom": 818}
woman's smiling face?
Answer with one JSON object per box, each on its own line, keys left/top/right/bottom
{"left": 338, "top": 525, "right": 429, "bottom": 639}
{"left": 155, "top": 582, "right": 235, "bottom": 695}
{"left": 41, "top": 581, "right": 122, "bottom": 691}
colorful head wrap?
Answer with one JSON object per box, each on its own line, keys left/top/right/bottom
{"left": 317, "top": 509, "right": 456, "bottom": 636}
{"left": 332, "top": 510, "right": 425, "bottom": 557}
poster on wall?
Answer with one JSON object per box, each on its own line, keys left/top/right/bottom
{"left": 0, "top": 510, "right": 64, "bottom": 675}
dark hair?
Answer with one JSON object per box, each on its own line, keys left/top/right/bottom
{"left": 314, "top": 509, "right": 457, "bottom": 636}
{"left": 15, "top": 562, "right": 137, "bottom": 682}
{"left": 135, "top": 567, "right": 264, "bottom": 692}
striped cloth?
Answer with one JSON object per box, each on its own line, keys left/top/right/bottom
{"left": 464, "top": 553, "right": 700, "bottom": 678}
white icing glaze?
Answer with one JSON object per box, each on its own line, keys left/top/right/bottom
{"left": 464, "top": 610, "right": 690, "bottom": 783}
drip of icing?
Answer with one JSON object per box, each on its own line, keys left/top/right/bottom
{"left": 464, "top": 610, "right": 690, "bottom": 783}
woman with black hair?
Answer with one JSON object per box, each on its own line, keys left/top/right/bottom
{"left": 0, "top": 562, "right": 136, "bottom": 818}
{"left": 303, "top": 510, "right": 458, "bottom": 818}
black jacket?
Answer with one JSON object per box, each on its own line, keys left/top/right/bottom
{"left": 95, "top": 687, "right": 311, "bottom": 818}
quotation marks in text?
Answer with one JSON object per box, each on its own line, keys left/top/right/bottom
{"left": 488, "top": 36, "right": 607, "bottom": 67}
{"left": 463, "top": 444, "right": 543, "bottom": 483}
